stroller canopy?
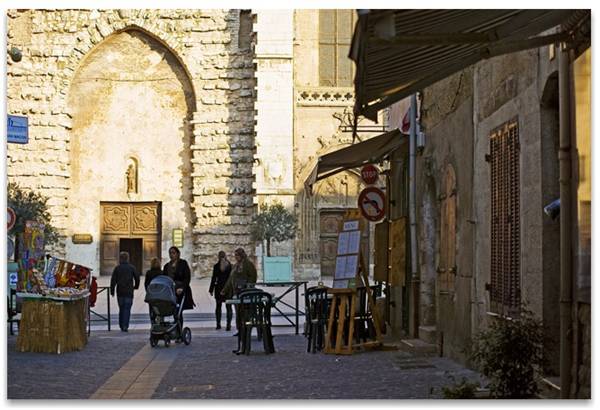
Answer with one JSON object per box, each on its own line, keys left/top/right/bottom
{"left": 145, "top": 275, "right": 177, "bottom": 305}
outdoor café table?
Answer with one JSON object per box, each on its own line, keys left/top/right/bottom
{"left": 253, "top": 281, "right": 308, "bottom": 335}
{"left": 16, "top": 292, "right": 89, "bottom": 354}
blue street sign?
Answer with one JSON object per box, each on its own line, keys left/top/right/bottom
{"left": 7, "top": 114, "right": 28, "bottom": 144}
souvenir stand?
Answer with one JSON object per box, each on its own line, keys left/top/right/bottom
{"left": 15, "top": 221, "right": 91, "bottom": 354}
{"left": 323, "top": 214, "right": 383, "bottom": 355}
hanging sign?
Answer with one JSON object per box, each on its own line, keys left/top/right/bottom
{"left": 358, "top": 186, "right": 386, "bottom": 222}
{"left": 360, "top": 164, "right": 379, "bottom": 185}
{"left": 7, "top": 207, "right": 17, "bottom": 231}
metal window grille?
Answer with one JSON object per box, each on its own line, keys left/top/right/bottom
{"left": 490, "top": 120, "right": 521, "bottom": 315}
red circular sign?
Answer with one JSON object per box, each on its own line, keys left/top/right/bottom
{"left": 361, "top": 164, "right": 379, "bottom": 185}
{"left": 7, "top": 207, "right": 17, "bottom": 231}
{"left": 358, "top": 187, "right": 386, "bottom": 222}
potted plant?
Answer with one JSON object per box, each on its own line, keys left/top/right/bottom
{"left": 250, "top": 201, "right": 297, "bottom": 282}
{"left": 470, "top": 306, "right": 544, "bottom": 398}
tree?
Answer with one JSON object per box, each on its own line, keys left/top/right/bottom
{"left": 7, "top": 183, "right": 60, "bottom": 252}
{"left": 250, "top": 201, "right": 297, "bottom": 257}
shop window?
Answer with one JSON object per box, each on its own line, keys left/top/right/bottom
{"left": 489, "top": 119, "right": 521, "bottom": 316}
{"left": 319, "top": 9, "right": 356, "bottom": 87}
{"left": 439, "top": 164, "right": 456, "bottom": 293}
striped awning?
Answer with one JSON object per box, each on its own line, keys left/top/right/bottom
{"left": 304, "top": 129, "right": 407, "bottom": 194}
{"left": 351, "top": 9, "right": 591, "bottom": 121}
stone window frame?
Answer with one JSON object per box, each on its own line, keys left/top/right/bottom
{"left": 318, "top": 9, "right": 357, "bottom": 88}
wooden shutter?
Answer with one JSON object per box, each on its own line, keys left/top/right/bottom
{"left": 490, "top": 120, "right": 521, "bottom": 315}
{"left": 439, "top": 164, "right": 456, "bottom": 292}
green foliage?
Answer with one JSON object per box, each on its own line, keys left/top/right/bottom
{"left": 441, "top": 374, "right": 479, "bottom": 399}
{"left": 250, "top": 201, "right": 297, "bottom": 256}
{"left": 7, "top": 182, "right": 59, "bottom": 245}
{"left": 470, "top": 307, "right": 544, "bottom": 398}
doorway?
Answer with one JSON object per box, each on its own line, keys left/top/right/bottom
{"left": 100, "top": 202, "right": 161, "bottom": 275}
{"left": 120, "top": 238, "right": 143, "bottom": 275}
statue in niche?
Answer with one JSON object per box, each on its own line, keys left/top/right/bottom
{"left": 126, "top": 159, "right": 138, "bottom": 194}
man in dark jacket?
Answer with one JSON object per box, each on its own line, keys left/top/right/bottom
{"left": 110, "top": 251, "right": 140, "bottom": 332}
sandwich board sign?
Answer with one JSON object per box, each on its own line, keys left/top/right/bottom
{"left": 7, "top": 115, "right": 28, "bottom": 144}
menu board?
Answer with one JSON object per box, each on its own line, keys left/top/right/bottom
{"left": 333, "top": 227, "right": 361, "bottom": 288}
{"left": 337, "top": 232, "right": 350, "bottom": 255}
{"left": 335, "top": 255, "right": 358, "bottom": 279}
{"left": 347, "top": 230, "right": 361, "bottom": 254}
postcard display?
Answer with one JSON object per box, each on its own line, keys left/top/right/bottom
{"left": 16, "top": 221, "right": 92, "bottom": 353}
{"left": 324, "top": 219, "right": 383, "bottom": 355}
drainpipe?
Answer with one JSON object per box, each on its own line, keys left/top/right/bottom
{"left": 558, "top": 43, "right": 573, "bottom": 399}
{"left": 408, "top": 93, "right": 419, "bottom": 337}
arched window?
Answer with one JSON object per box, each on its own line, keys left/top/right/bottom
{"left": 439, "top": 164, "right": 456, "bottom": 292}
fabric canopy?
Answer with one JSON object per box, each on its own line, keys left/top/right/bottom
{"left": 304, "top": 129, "right": 406, "bottom": 194}
{"left": 350, "top": 9, "right": 591, "bottom": 120}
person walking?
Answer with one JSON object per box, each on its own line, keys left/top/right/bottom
{"left": 163, "top": 246, "right": 195, "bottom": 341}
{"left": 221, "top": 248, "right": 257, "bottom": 339}
{"left": 110, "top": 251, "right": 140, "bottom": 332}
{"left": 144, "top": 257, "right": 163, "bottom": 322}
{"left": 209, "top": 251, "right": 233, "bottom": 330}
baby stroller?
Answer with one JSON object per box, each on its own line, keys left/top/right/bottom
{"left": 145, "top": 275, "right": 192, "bottom": 347}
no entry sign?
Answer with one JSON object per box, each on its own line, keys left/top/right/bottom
{"left": 7, "top": 207, "right": 16, "bottom": 231}
{"left": 360, "top": 164, "right": 379, "bottom": 185}
{"left": 358, "top": 187, "right": 386, "bottom": 222}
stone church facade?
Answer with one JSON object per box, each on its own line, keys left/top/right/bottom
{"left": 7, "top": 9, "right": 378, "bottom": 278}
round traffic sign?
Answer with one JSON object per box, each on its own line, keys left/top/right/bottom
{"left": 7, "top": 207, "right": 17, "bottom": 231}
{"left": 7, "top": 237, "right": 15, "bottom": 259}
{"left": 358, "top": 187, "right": 386, "bottom": 222}
{"left": 360, "top": 164, "right": 379, "bottom": 185}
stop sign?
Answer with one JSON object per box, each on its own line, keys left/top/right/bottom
{"left": 361, "top": 164, "right": 379, "bottom": 185}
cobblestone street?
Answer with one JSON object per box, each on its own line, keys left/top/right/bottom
{"left": 8, "top": 328, "right": 484, "bottom": 399}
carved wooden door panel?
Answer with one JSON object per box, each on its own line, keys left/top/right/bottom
{"left": 100, "top": 202, "right": 161, "bottom": 275}
{"left": 319, "top": 211, "right": 343, "bottom": 276}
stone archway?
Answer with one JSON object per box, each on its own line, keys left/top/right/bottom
{"left": 66, "top": 28, "right": 196, "bottom": 274}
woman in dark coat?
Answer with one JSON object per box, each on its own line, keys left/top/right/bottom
{"left": 209, "top": 251, "right": 233, "bottom": 330}
{"left": 163, "top": 246, "right": 195, "bottom": 339}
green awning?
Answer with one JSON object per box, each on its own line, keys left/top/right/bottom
{"left": 304, "top": 129, "right": 407, "bottom": 194}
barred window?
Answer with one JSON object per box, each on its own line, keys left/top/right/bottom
{"left": 318, "top": 9, "right": 356, "bottom": 87}
{"left": 490, "top": 120, "right": 521, "bottom": 316}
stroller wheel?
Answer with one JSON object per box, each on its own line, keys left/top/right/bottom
{"left": 164, "top": 335, "right": 171, "bottom": 347}
{"left": 150, "top": 337, "right": 158, "bottom": 348}
{"left": 183, "top": 327, "right": 192, "bottom": 345}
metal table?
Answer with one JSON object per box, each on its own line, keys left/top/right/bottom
{"left": 254, "top": 281, "right": 308, "bottom": 335}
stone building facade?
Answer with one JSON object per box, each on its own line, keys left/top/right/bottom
{"left": 7, "top": 9, "right": 257, "bottom": 277}
{"left": 386, "top": 39, "right": 590, "bottom": 396}
{"left": 7, "top": 9, "right": 377, "bottom": 280}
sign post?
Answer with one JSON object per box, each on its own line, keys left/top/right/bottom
{"left": 360, "top": 164, "right": 379, "bottom": 185}
{"left": 8, "top": 207, "right": 17, "bottom": 231}
{"left": 358, "top": 187, "right": 386, "bottom": 222}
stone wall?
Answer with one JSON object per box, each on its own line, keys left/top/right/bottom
{"left": 417, "top": 68, "right": 475, "bottom": 361}
{"left": 7, "top": 9, "right": 256, "bottom": 277}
